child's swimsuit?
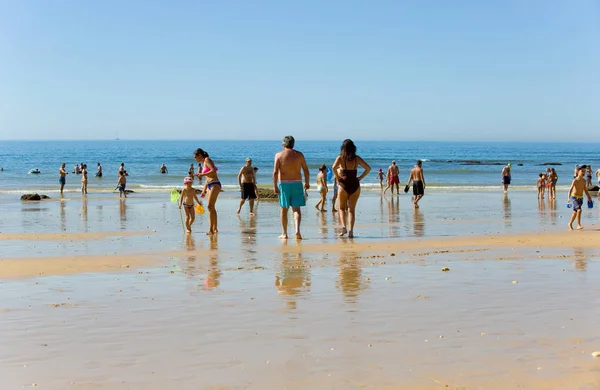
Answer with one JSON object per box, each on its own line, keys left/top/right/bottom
{"left": 183, "top": 203, "right": 194, "bottom": 209}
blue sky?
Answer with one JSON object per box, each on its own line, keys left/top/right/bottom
{"left": 0, "top": 0, "right": 598, "bottom": 141}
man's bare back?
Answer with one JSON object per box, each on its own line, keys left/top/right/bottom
{"left": 274, "top": 149, "right": 307, "bottom": 182}
{"left": 410, "top": 166, "right": 424, "bottom": 181}
{"left": 388, "top": 164, "right": 399, "bottom": 176}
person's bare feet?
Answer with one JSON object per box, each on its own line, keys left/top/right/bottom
{"left": 569, "top": 224, "right": 573, "bottom": 231}
{"left": 295, "top": 233, "right": 302, "bottom": 240}
{"left": 186, "top": 229, "right": 191, "bottom": 234}
{"left": 348, "top": 230, "right": 354, "bottom": 238}
{"left": 249, "top": 212, "right": 255, "bottom": 216}
{"left": 338, "top": 227, "right": 347, "bottom": 237}
{"left": 236, "top": 208, "right": 241, "bottom": 214}
{"left": 278, "top": 234, "right": 288, "bottom": 239}
{"left": 206, "top": 231, "right": 214, "bottom": 236}
{"left": 320, "top": 209, "right": 327, "bottom": 212}
{"left": 414, "top": 203, "right": 419, "bottom": 208}
{"left": 314, "top": 204, "right": 320, "bottom": 210}
{"left": 332, "top": 208, "right": 337, "bottom": 212}
{"left": 577, "top": 225, "right": 584, "bottom": 230}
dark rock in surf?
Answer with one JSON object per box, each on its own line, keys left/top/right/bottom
{"left": 21, "top": 194, "right": 50, "bottom": 201}
{"left": 542, "top": 162, "right": 562, "bottom": 166}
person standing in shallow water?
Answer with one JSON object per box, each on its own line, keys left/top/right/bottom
{"left": 194, "top": 148, "right": 221, "bottom": 235}
{"left": 501, "top": 163, "right": 511, "bottom": 193}
{"left": 237, "top": 157, "right": 257, "bottom": 215}
{"left": 59, "top": 163, "right": 67, "bottom": 195}
{"left": 332, "top": 139, "right": 371, "bottom": 238}
{"left": 273, "top": 135, "right": 310, "bottom": 240}
{"left": 407, "top": 160, "right": 425, "bottom": 208}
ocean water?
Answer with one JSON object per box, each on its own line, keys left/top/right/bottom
{"left": 0, "top": 140, "right": 597, "bottom": 194}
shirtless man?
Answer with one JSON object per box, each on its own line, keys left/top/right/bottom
{"left": 118, "top": 163, "right": 127, "bottom": 177}
{"left": 407, "top": 160, "right": 425, "bottom": 208}
{"left": 383, "top": 161, "right": 400, "bottom": 195}
{"left": 159, "top": 163, "right": 168, "bottom": 174}
{"left": 501, "top": 163, "right": 511, "bottom": 193}
{"left": 273, "top": 135, "right": 310, "bottom": 239}
{"left": 96, "top": 162, "right": 103, "bottom": 177}
{"left": 59, "top": 163, "right": 68, "bottom": 195}
{"left": 237, "top": 157, "right": 257, "bottom": 215}
{"left": 567, "top": 165, "right": 592, "bottom": 230}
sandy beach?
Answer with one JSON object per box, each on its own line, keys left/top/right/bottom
{"left": 1, "top": 190, "right": 599, "bottom": 389}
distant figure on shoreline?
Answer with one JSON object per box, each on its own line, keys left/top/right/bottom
{"left": 159, "top": 163, "right": 168, "bottom": 174}
{"left": 273, "top": 135, "right": 310, "bottom": 240}
{"left": 567, "top": 165, "right": 592, "bottom": 230}
{"left": 117, "top": 170, "right": 127, "bottom": 198}
{"left": 586, "top": 165, "right": 593, "bottom": 188}
{"left": 383, "top": 161, "right": 400, "bottom": 195}
{"left": 73, "top": 164, "right": 81, "bottom": 174}
{"left": 315, "top": 164, "right": 328, "bottom": 212}
{"left": 59, "top": 163, "right": 67, "bottom": 195}
{"left": 408, "top": 160, "right": 426, "bottom": 208}
{"left": 501, "top": 163, "right": 511, "bottom": 193}
{"left": 237, "top": 157, "right": 257, "bottom": 215}
{"left": 119, "top": 163, "right": 128, "bottom": 177}
{"left": 188, "top": 164, "right": 195, "bottom": 182}
{"left": 194, "top": 148, "right": 221, "bottom": 235}
{"left": 95, "top": 162, "right": 103, "bottom": 178}
{"left": 81, "top": 164, "right": 88, "bottom": 194}
{"left": 537, "top": 173, "right": 546, "bottom": 199}
{"left": 377, "top": 168, "right": 384, "bottom": 190}
{"left": 332, "top": 139, "right": 371, "bottom": 238}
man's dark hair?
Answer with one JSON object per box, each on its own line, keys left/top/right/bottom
{"left": 282, "top": 136, "right": 295, "bottom": 149}
{"left": 417, "top": 160, "right": 422, "bottom": 166}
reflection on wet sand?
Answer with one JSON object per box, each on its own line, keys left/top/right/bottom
{"left": 119, "top": 199, "right": 127, "bottom": 230}
{"left": 205, "top": 235, "right": 221, "bottom": 289}
{"left": 502, "top": 194, "right": 512, "bottom": 227}
{"left": 59, "top": 200, "right": 66, "bottom": 232}
{"left": 387, "top": 196, "right": 400, "bottom": 237}
{"left": 318, "top": 211, "right": 327, "bottom": 237}
{"left": 81, "top": 197, "right": 88, "bottom": 232}
{"left": 548, "top": 198, "right": 557, "bottom": 225}
{"left": 238, "top": 216, "right": 258, "bottom": 263}
{"left": 275, "top": 243, "right": 311, "bottom": 310}
{"left": 412, "top": 208, "right": 425, "bottom": 237}
{"left": 336, "top": 252, "right": 368, "bottom": 304}
{"left": 573, "top": 247, "right": 587, "bottom": 271}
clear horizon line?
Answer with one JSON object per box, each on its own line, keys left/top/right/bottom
{"left": 1, "top": 139, "right": 600, "bottom": 144}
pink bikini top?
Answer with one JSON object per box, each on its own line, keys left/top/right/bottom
{"left": 202, "top": 163, "right": 218, "bottom": 174}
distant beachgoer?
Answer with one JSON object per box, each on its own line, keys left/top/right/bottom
{"left": 331, "top": 176, "right": 338, "bottom": 212}
{"left": 377, "top": 168, "right": 384, "bottom": 190}
{"left": 549, "top": 168, "right": 558, "bottom": 199}
{"left": 81, "top": 164, "right": 88, "bottom": 194}
{"left": 188, "top": 164, "right": 195, "bottom": 182}
{"left": 407, "top": 160, "right": 426, "bottom": 208}
{"left": 194, "top": 148, "right": 221, "bottom": 235}
{"left": 315, "top": 164, "right": 328, "bottom": 212}
{"left": 119, "top": 163, "right": 128, "bottom": 177}
{"left": 595, "top": 167, "right": 600, "bottom": 185}
{"left": 73, "top": 164, "right": 81, "bottom": 174}
{"left": 0, "top": 167, "right": 3, "bottom": 171}
{"left": 332, "top": 139, "right": 372, "bottom": 238}
{"left": 501, "top": 163, "right": 511, "bottom": 193}
{"left": 178, "top": 177, "right": 202, "bottom": 233}
{"left": 117, "top": 170, "right": 127, "bottom": 198}
{"left": 586, "top": 166, "right": 593, "bottom": 188}
{"left": 567, "top": 165, "right": 592, "bottom": 230}
{"left": 383, "top": 161, "right": 400, "bottom": 195}
{"left": 59, "top": 163, "right": 68, "bottom": 195}
{"left": 537, "top": 173, "right": 545, "bottom": 199}
{"left": 96, "top": 162, "right": 102, "bottom": 177}
{"left": 273, "top": 135, "right": 310, "bottom": 240}
{"left": 159, "top": 163, "right": 168, "bottom": 174}
{"left": 237, "top": 157, "right": 257, "bottom": 215}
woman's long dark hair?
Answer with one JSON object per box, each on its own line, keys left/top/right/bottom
{"left": 194, "top": 148, "right": 209, "bottom": 158}
{"left": 340, "top": 139, "right": 356, "bottom": 161}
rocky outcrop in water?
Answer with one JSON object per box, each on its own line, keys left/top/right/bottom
{"left": 21, "top": 194, "right": 50, "bottom": 201}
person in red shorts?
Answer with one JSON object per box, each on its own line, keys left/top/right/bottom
{"left": 383, "top": 161, "right": 400, "bottom": 195}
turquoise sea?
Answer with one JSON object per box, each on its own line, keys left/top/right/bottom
{"left": 0, "top": 140, "right": 597, "bottom": 194}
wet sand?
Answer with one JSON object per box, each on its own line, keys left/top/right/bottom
{"left": 1, "top": 191, "right": 599, "bottom": 389}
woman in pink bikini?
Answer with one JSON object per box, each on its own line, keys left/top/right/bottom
{"left": 194, "top": 148, "right": 221, "bottom": 235}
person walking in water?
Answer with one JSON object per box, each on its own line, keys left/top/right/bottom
{"left": 59, "top": 163, "right": 68, "bottom": 195}
{"left": 383, "top": 161, "right": 400, "bottom": 195}
{"left": 159, "top": 163, "right": 168, "bottom": 174}
{"left": 81, "top": 164, "right": 88, "bottom": 194}
{"left": 501, "top": 163, "right": 511, "bottom": 193}
{"left": 237, "top": 157, "right": 257, "bottom": 215}
{"left": 273, "top": 135, "right": 310, "bottom": 240}
{"left": 332, "top": 139, "right": 371, "bottom": 238}
{"left": 315, "top": 164, "right": 328, "bottom": 212}
{"left": 194, "top": 148, "right": 221, "bottom": 235}
{"left": 95, "top": 162, "right": 103, "bottom": 177}
{"left": 567, "top": 165, "right": 592, "bottom": 230}
{"left": 407, "top": 160, "right": 426, "bottom": 208}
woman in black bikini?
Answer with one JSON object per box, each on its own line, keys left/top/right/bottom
{"left": 332, "top": 139, "right": 371, "bottom": 238}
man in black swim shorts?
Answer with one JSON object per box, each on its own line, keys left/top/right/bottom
{"left": 237, "top": 157, "right": 257, "bottom": 215}
{"left": 407, "top": 160, "right": 426, "bottom": 208}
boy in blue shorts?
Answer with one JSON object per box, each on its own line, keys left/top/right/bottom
{"left": 567, "top": 165, "right": 592, "bottom": 230}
